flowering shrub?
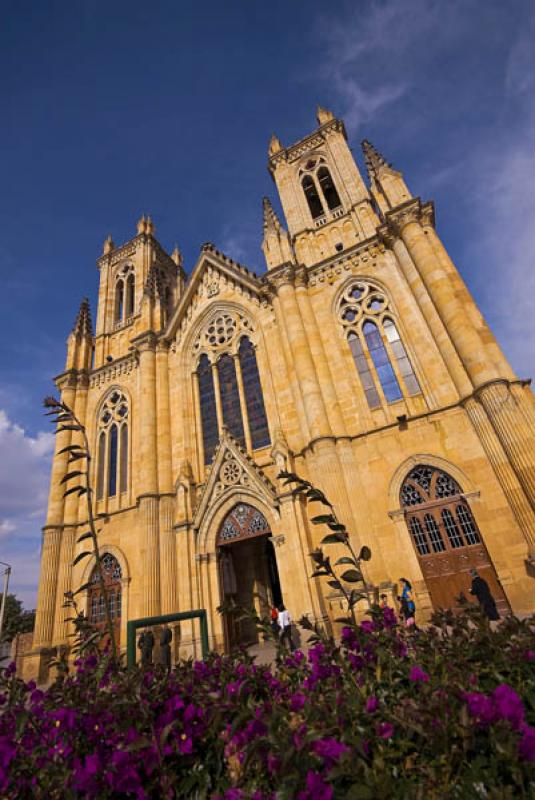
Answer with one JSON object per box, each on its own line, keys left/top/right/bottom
{"left": 1, "top": 607, "right": 534, "bottom": 798}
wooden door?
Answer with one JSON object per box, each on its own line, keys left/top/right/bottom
{"left": 401, "top": 466, "right": 509, "bottom": 616}
{"left": 88, "top": 553, "right": 122, "bottom": 648}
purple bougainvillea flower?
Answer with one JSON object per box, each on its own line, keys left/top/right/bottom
{"left": 377, "top": 722, "right": 394, "bottom": 739}
{"left": 464, "top": 692, "right": 496, "bottom": 726}
{"left": 492, "top": 684, "right": 525, "bottom": 730}
{"left": 51, "top": 708, "right": 77, "bottom": 731}
{"left": 267, "top": 752, "right": 281, "bottom": 775}
{"left": 223, "top": 789, "right": 245, "bottom": 800}
{"left": 0, "top": 737, "right": 16, "bottom": 770}
{"left": 290, "top": 692, "right": 306, "bottom": 712}
{"left": 523, "top": 650, "right": 535, "bottom": 661}
{"left": 365, "top": 696, "right": 379, "bottom": 713}
{"left": 518, "top": 724, "right": 535, "bottom": 761}
{"left": 409, "top": 665, "right": 430, "bottom": 683}
{"left": 297, "top": 770, "right": 333, "bottom": 800}
{"left": 312, "top": 737, "right": 349, "bottom": 762}
{"left": 360, "top": 620, "right": 375, "bottom": 634}
{"left": 71, "top": 753, "right": 101, "bottom": 792}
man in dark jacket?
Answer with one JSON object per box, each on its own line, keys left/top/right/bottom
{"left": 160, "top": 624, "right": 173, "bottom": 670}
{"left": 138, "top": 628, "right": 155, "bottom": 666}
{"left": 469, "top": 569, "right": 500, "bottom": 621}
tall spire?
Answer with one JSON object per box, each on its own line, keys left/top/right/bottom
{"left": 268, "top": 133, "right": 283, "bottom": 156}
{"left": 171, "top": 244, "right": 183, "bottom": 268}
{"left": 361, "top": 139, "right": 390, "bottom": 181}
{"left": 72, "top": 297, "right": 93, "bottom": 338}
{"left": 262, "top": 196, "right": 283, "bottom": 233}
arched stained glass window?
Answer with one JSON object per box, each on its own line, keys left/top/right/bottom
{"left": 363, "top": 321, "right": 402, "bottom": 403}
{"left": 218, "top": 354, "right": 245, "bottom": 445}
{"left": 198, "top": 354, "right": 219, "bottom": 465}
{"left": 347, "top": 332, "right": 381, "bottom": 408}
{"left": 338, "top": 282, "right": 419, "bottom": 409}
{"left": 317, "top": 166, "right": 341, "bottom": 210}
{"left": 88, "top": 553, "right": 122, "bottom": 646}
{"left": 383, "top": 319, "right": 420, "bottom": 395}
{"left": 108, "top": 424, "right": 118, "bottom": 497}
{"left": 302, "top": 175, "right": 324, "bottom": 219}
{"left": 239, "top": 338, "right": 270, "bottom": 449}
{"left": 126, "top": 274, "right": 135, "bottom": 317}
{"left": 115, "top": 280, "right": 124, "bottom": 322}
{"left": 96, "top": 390, "right": 129, "bottom": 501}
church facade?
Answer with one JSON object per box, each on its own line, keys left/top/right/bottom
{"left": 26, "top": 108, "right": 535, "bottom": 678}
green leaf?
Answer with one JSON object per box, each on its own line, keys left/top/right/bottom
{"left": 327, "top": 521, "right": 346, "bottom": 532}
{"left": 68, "top": 453, "right": 88, "bottom": 462}
{"left": 341, "top": 569, "right": 363, "bottom": 583}
{"left": 334, "top": 616, "right": 353, "bottom": 623}
{"left": 327, "top": 579, "right": 342, "bottom": 590}
{"left": 310, "top": 570, "right": 329, "bottom": 578}
{"left": 77, "top": 531, "right": 93, "bottom": 544}
{"left": 73, "top": 551, "right": 93, "bottom": 566}
{"left": 60, "top": 470, "right": 85, "bottom": 484}
{"left": 63, "top": 485, "right": 87, "bottom": 498}
{"left": 335, "top": 556, "right": 356, "bottom": 566}
{"left": 359, "top": 545, "right": 372, "bottom": 562}
{"left": 311, "top": 514, "right": 335, "bottom": 525}
{"left": 56, "top": 424, "right": 83, "bottom": 433}
{"left": 57, "top": 444, "right": 87, "bottom": 455}
{"left": 321, "top": 533, "right": 347, "bottom": 545}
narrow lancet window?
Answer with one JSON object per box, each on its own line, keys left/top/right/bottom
{"left": 239, "top": 337, "right": 270, "bottom": 449}
{"left": 347, "top": 332, "right": 381, "bottom": 409}
{"left": 317, "top": 166, "right": 341, "bottom": 210}
{"left": 363, "top": 321, "right": 402, "bottom": 403}
{"left": 115, "top": 280, "right": 124, "bottom": 322}
{"left": 96, "top": 390, "right": 129, "bottom": 500}
{"left": 108, "top": 424, "right": 118, "bottom": 497}
{"left": 120, "top": 423, "right": 128, "bottom": 493}
{"left": 218, "top": 354, "right": 245, "bottom": 445}
{"left": 197, "top": 354, "right": 219, "bottom": 465}
{"left": 383, "top": 319, "right": 420, "bottom": 395}
{"left": 97, "top": 432, "right": 106, "bottom": 500}
{"left": 302, "top": 175, "right": 324, "bottom": 219}
{"left": 126, "top": 274, "right": 135, "bottom": 318}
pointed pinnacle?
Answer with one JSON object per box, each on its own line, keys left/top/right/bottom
{"left": 262, "top": 196, "right": 282, "bottom": 232}
{"left": 268, "top": 133, "right": 283, "bottom": 156}
{"left": 73, "top": 297, "right": 93, "bottom": 338}
{"left": 361, "top": 139, "right": 391, "bottom": 179}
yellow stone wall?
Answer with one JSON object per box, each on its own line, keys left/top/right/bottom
{"left": 25, "top": 111, "right": 535, "bottom": 679}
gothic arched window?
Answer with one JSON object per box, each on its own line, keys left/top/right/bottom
{"left": 218, "top": 354, "right": 246, "bottom": 445}
{"left": 88, "top": 553, "right": 122, "bottom": 646}
{"left": 115, "top": 280, "right": 124, "bottom": 323}
{"left": 194, "top": 314, "right": 271, "bottom": 467}
{"left": 96, "top": 390, "right": 129, "bottom": 501}
{"left": 198, "top": 354, "right": 219, "bottom": 465}
{"left": 302, "top": 175, "right": 324, "bottom": 220}
{"left": 238, "top": 338, "right": 270, "bottom": 449}
{"left": 317, "top": 166, "right": 341, "bottom": 211}
{"left": 125, "top": 274, "right": 135, "bottom": 318}
{"left": 338, "top": 281, "right": 420, "bottom": 409}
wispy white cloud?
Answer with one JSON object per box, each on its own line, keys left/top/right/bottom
{"left": 0, "top": 409, "right": 54, "bottom": 608}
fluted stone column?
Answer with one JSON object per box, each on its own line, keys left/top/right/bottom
{"left": 137, "top": 334, "right": 161, "bottom": 616}
{"left": 33, "top": 375, "right": 76, "bottom": 648}
{"left": 156, "top": 341, "right": 178, "bottom": 616}
{"left": 465, "top": 397, "right": 535, "bottom": 553}
{"left": 54, "top": 375, "right": 89, "bottom": 642}
{"left": 33, "top": 528, "right": 62, "bottom": 647}
{"left": 388, "top": 200, "right": 497, "bottom": 388}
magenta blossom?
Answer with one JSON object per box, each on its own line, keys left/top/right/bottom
{"left": 409, "top": 665, "right": 430, "bottom": 684}
{"left": 365, "top": 696, "right": 379, "bottom": 714}
{"left": 518, "top": 724, "right": 535, "bottom": 761}
{"left": 492, "top": 684, "right": 524, "bottom": 730}
{"left": 377, "top": 722, "right": 394, "bottom": 739}
{"left": 297, "top": 770, "right": 333, "bottom": 800}
{"left": 312, "top": 737, "right": 350, "bottom": 762}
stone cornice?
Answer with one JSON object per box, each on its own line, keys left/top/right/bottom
{"left": 87, "top": 352, "right": 138, "bottom": 389}
{"left": 268, "top": 118, "right": 347, "bottom": 173}
{"left": 130, "top": 330, "right": 158, "bottom": 353}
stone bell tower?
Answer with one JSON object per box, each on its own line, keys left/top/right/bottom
{"left": 264, "top": 106, "right": 379, "bottom": 268}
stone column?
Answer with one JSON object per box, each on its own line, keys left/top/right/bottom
{"left": 388, "top": 201, "right": 498, "bottom": 388}
{"left": 465, "top": 397, "right": 535, "bottom": 555}
{"left": 33, "top": 528, "right": 62, "bottom": 648}
{"left": 137, "top": 334, "right": 160, "bottom": 616}
{"left": 234, "top": 354, "right": 252, "bottom": 451}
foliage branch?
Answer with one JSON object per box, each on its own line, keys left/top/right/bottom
{"left": 43, "top": 396, "right": 116, "bottom": 660}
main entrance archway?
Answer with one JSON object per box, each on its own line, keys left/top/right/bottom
{"left": 217, "top": 503, "right": 282, "bottom": 650}
{"left": 401, "top": 465, "right": 509, "bottom": 615}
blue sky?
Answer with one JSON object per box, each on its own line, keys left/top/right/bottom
{"left": 1, "top": 0, "right": 535, "bottom": 607}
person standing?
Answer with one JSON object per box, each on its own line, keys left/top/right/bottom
{"left": 270, "top": 605, "right": 280, "bottom": 638}
{"left": 278, "top": 604, "right": 295, "bottom": 651}
{"left": 469, "top": 569, "right": 500, "bottom": 621}
{"left": 140, "top": 627, "right": 155, "bottom": 667}
{"left": 398, "top": 578, "right": 416, "bottom": 627}
{"left": 160, "top": 624, "right": 173, "bottom": 670}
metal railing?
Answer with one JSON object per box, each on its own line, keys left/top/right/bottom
{"left": 126, "top": 609, "right": 209, "bottom": 667}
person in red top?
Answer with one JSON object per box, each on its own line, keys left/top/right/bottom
{"left": 270, "top": 605, "right": 280, "bottom": 637}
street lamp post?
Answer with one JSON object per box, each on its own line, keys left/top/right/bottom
{"left": 0, "top": 562, "right": 12, "bottom": 644}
